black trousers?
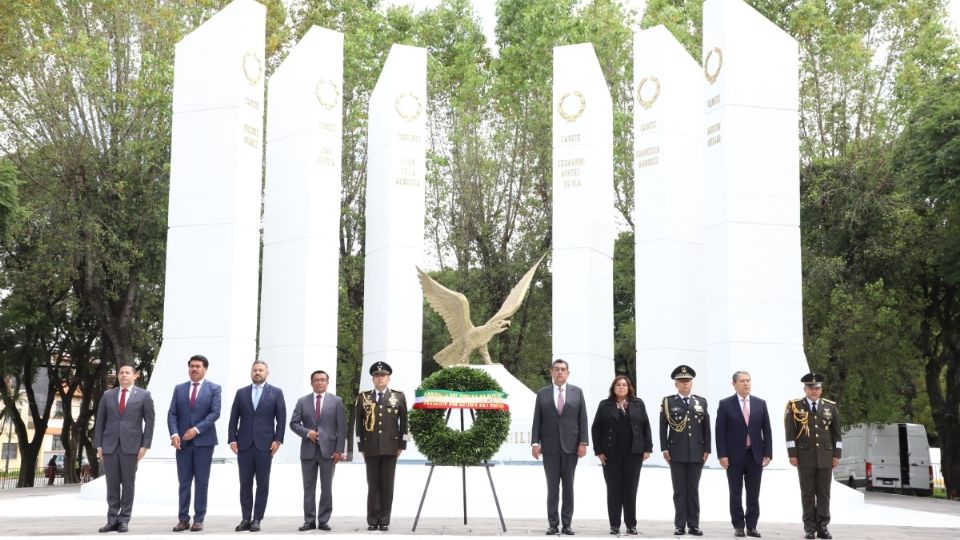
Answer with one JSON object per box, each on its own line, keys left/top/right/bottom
{"left": 542, "top": 452, "right": 579, "bottom": 527}
{"left": 669, "top": 461, "right": 703, "bottom": 529}
{"left": 726, "top": 449, "right": 763, "bottom": 529}
{"left": 798, "top": 467, "right": 833, "bottom": 531}
{"left": 365, "top": 455, "right": 398, "bottom": 526}
{"left": 238, "top": 447, "right": 273, "bottom": 521}
{"left": 602, "top": 455, "right": 643, "bottom": 528}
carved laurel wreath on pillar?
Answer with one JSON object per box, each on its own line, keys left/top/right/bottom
{"left": 408, "top": 367, "right": 511, "bottom": 465}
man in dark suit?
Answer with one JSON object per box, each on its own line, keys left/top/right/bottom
{"left": 531, "top": 358, "right": 590, "bottom": 535}
{"left": 660, "top": 365, "right": 711, "bottom": 536}
{"left": 228, "top": 360, "right": 286, "bottom": 532}
{"left": 291, "top": 369, "right": 346, "bottom": 531}
{"left": 94, "top": 363, "right": 155, "bottom": 533}
{"left": 716, "top": 371, "right": 772, "bottom": 538}
{"left": 786, "top": 373, "right": 842, "bottom": 540}
{"left": 167, "top": 354, "right": 222, "bottom": 532}
{"left": 355, "top": 362, "right": 408, "bottom": 531}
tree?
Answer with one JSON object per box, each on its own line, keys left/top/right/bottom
{"left": 0, "top": 161, "right": 21, "bottom": 240}
{"left": 894, "top": 74, "right": 960, "bottom": 497}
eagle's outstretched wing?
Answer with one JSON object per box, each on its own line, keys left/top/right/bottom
{"left": 417, "top": 266, "right": 473, "bottom": 338}
{"left": 487, "top": 254, "right": 546, "bottom": 323}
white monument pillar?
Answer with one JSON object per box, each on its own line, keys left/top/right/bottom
{"left": 149, "top": 0, "right": 266, "bottom": 459}
{"left": 361, "top": 45, "right": 427, "bottom": 398}
{"left": 259, "top": 27, "right": 344, "bottom": 464}
{"left": 702, "top": 0, "right": 805, "bottom": 467}
{"left": 552, "top": 43, "right": 616, "bottom": 427}
{"left": 633, "top": 26, "right": 706, "bottom": 466}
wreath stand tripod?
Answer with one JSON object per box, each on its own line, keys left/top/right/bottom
{"left": 411, "top": 408, "right": 507, "bottom": 532}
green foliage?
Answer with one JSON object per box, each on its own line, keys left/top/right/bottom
{"left": 891, "top": 74, "right": 960, "bottom": 495}
{"left": 613, "top": 232, "right": 636, "bottom": 383}
{"left": 0, "top": 161, "right": 21, "bottom": 240}
{"left": 408, "top": 366, "right": 510, "bottom": 465}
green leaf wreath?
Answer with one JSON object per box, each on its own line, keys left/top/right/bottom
{"left": 408, "top": 366, "right": 511, "bottom": 465}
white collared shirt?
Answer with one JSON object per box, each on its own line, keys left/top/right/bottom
{"left": 552, "top": 383, "right": 568, "bottom": 409}
{"left": 118, "top": 385, "right": 134, "bottom": 404}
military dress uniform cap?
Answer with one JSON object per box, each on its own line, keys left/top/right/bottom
{"left": 370, "top": 361, "right": 393, "bottom": 375}
{"left": 671, "top": 365, "right": 696, "bottom": 379}
{"left": 800, "top": 372, "right": 825, "bottom": 387}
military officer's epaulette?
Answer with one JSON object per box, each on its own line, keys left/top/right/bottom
{"left": 785, "top": 398, "right": 803, "bottom": 410}
{"left": 822, "top": 398, "right": 836, "bottom": 405}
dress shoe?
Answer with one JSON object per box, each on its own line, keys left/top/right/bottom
{"left": 368, "top": 525, "right": 379, "bottom": 531}
{"left": 562, "top": 526, "right": 575, "bottom": 535}
{"left": 379, "top": 525, "right": 389, "bottom": 532}
{"left": 734, "top": 528, "right": 745, "bottom": 537}
{"left": 673, "top": 528, "right": 686, "bottom": 536}
{"left": 249, "top": 520, "right": 261, "bottom": 532}
{"left": 817, "top": 529, "right": 832, "bottom": 539}
{"left": 191, "top": 522, "right": 204, "bottom": 532}
{"left": 626, "top": 528, "right": 638, "bottom": 535}
{"left": 609, "top": 527, "right": 620, "bottom": 535}
{"left": 746, "top": 529, "right": 761, "bottom": 538}
{"left": 298, "top": 521, "right": 316, "bottom": 531}
{"left": 688, "top": 527, "right": 704, "bottom": 536}
{"left": 235, "top": 520, "right": 251, "bottom": 532}
{"left": 117, "top": 523, "right": 129, "bottom": 533}
{"left": 546, "top": 526, "right": 559, "bottom": 535}
{"left": 318, "top": 523, "right": 331, "bottom": 531}
{"left": 804, "top": 531, "right": 816, "bottom": 540}
{"left": 173, "top": 521, "right": 191, "bottom": 532}
{"left": 99, "top": 523, "right": 119, "bottom": 533}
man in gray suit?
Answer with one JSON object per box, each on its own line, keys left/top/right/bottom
{"left": 290, "top": 370, "right": 346, "bottom": 532}
{"left": 94, "top": 364, "right": 156, "bottom": 533}
{"left": 531, "top": 358, "right": 589, "bottom": 535}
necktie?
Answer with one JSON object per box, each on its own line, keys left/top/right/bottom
{"left": 377, "top": 391, "right": 383, "bottom": 403}
{"left": 811, "top": 400, "right": 817, "bottom": 414}
{"left": 253, "top": 386, "right": 261, "bottom": 410}
{"left": 742, "top": 398, "right": 751, "bottom": 447}
{"left": 190, "top": 382, "right": 199, "bottom": 407}
{"left": 119, "top": 388, "right": 127, "bottom": 414}
{"left": 683, "top": 396, "right": 689, "bottom": 407}
{"left": 315, "top": 394, "right": 323, "bottom": 422}
{"left": 557, "top": 387, "right": 564, "bottom": 414}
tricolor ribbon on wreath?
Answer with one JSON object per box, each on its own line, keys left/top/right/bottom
{"left": 412, "top": 389, "right": 510, "bottom": 411}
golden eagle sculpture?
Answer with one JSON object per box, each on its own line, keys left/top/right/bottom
{"left": 417, "top": 255, "right": 546, "bottom": 368}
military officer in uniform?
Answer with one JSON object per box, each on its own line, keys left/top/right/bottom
{"left": 785, "top": 372, "right": 842, "bottom": 540}
{"left": 659, "top": 365, "right": 711, "bottom": 536}
{"left": 355, "top": 362, "right": 408, "bottom": 532}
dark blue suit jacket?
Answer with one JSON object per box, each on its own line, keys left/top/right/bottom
{"left": 167, "top": 380, "right": 221, "bottom": 446}
{"left": 715, "top": 394, "right": 772, "bottom": 465}
{"left": 228, "top": 383, "right": 287, "bottom": 452}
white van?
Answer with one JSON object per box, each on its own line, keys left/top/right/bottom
{"left": 834, "top": 423, "right": 933, "bottom": 496}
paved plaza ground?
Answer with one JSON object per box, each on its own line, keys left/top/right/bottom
{"left": 0, "top": 485, "right": 956, "bottom": 539}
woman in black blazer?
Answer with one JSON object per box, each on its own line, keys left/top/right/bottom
{"left": 591, "top": 375, "right": 653, "bottom": 535}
